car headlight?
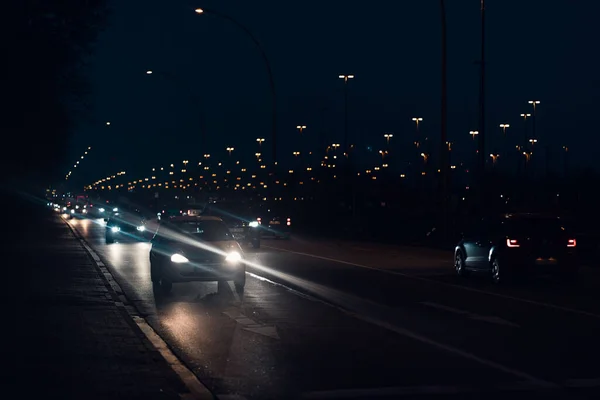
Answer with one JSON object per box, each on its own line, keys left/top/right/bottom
{"left": 171, "top": 253, "right": 189, "bottom": 263}
{"left": 63, "top": 207, "right": 67, "bottom": 211}
{"left": 136, "top": 225, "right": 145, "bottom": 232}
{"left": 249, "top": 221, "right": 259, "bottom": 228}
{"left": 70, "top": 209, "right": 75, "bottom": 214}
{"left": 99, "top": 208, "right": 105, "bottom": 213}
{"left": 225, "top": 251, "right": 242, "bottom": 263}
{"left": 82, "top": 209, "right": 87, "bottom": 213}
{"left": 113, "top": 207, "right": 118, "bottom": 212}
{"left": 111, "top": 226, "right": 120, "bottom": 232}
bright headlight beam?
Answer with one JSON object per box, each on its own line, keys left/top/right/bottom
{"left": 111, "top": 226, "right": 120, "bottom": 232}
{"left": 225, "top": 251, "right": 242, "bottom": 263}
{"left": 171, "top": 253, "right": 189, "bottom": 263}
{"left": 137, "top": 225, "right": 145, "bottom": 231}
{"left": 113, "top": 207, "right": 118, "bottom": 212}
{"left": 249, "top": 221, "right": 259, "bottom": 228}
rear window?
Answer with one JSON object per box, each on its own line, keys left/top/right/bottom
{"left": 505, "top": 217, "right": 566, "bottom": 234}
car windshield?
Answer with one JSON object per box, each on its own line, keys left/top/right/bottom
{"left": 170, "top": 220, "right": 234, "bottom": 242}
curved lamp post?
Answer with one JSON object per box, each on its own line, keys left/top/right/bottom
{"left": 194, "top": 8, "right": 278, "bottom": 164}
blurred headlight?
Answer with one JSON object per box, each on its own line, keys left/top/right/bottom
{"left": 99, "top": 208, "right": 105, "bottom": 213}
{"left": 249, "top": 221, "right": 259, "bottom": 228}
{"left": 82, "top": 209, "right": 87, "bottom": 214}
{"left": 113, "top": 207, "right": 118, "bottom": 212}
{"left": 225, "top": 251, "right": 242, "bottom": 263}
{"left": 136, "top": 225, "right": 145, "bottom": 232}
{"left": 171, "top": 253, "right": 189, "bottom": 263}
{"left": 111, "top": 226, "right": 120, "bottom": 232}
{"left": 70, "top": 209, "right": 75, "bottom": 214}
{"left": 62, "top": 207, "right": 67, "bottom": 211}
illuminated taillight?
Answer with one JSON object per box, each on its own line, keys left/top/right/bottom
{"left": 257, "top": 217, "right": 262, "bottom": 224}
{"left": 506, "top": 238, "right": 520, "bottom": 248}
{"left": 567, "top": 239, "right": 576, "bottom": 247}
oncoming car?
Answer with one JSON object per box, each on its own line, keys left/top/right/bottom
{"left": 149, "top": 216, "right": 246, "bottom": 293}
{"left": 105, "top": 209, "right": 148, "bottom": 243}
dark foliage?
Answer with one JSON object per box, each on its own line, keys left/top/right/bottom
{"left": 1, "top": 0, "right": 109, "bottom": 186}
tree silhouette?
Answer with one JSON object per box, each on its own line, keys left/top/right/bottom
{"left": 1, "top": 0, "right": 109, "bottom": 186}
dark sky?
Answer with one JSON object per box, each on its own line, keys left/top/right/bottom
{"left": 68, "top": 0, "right": 600, "bottom": 185}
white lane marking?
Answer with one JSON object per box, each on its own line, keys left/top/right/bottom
{"left": 264, "top": 245, "right": 600, "bottom": 320}
{"left": 135, "top": 317, "right": 214, "bottom": 400}
{"left": 63, "top": 218, "right": 214, "bottom": 399}
{"left": 300, "top": 381, "right": 549, "bottom": 399}
{"left": 420, "top": 301, "right": 520, "bottom": 328}
{"left": 222, "top": 309, "right": 280, "bottom": 340}
{"left": 245, "top": 275, "right": 553, "bottom": 387}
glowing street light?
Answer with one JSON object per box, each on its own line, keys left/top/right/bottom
{"left": 378, "top": 150, "right": 388, "bottom": 160}
{"left": 296, "top": 125, "right": 306, "bottom": 134}
{"left": 499, "top": 123, "right": 510, "bottom": 134}
{"left": 292, "top": 151, "right": 301, "bottom": 157}
{"left": 490, "top": 153, "right": 500, "bottom": 164}
{"left": 469, "top": 130, "right": 479, "bottom": 140}
{"left": 412, "top": 117, "right": 423, "bottom": 130}
{"left": 529, "top": 138, "right": 538, "bottom": 146}
{"left": 226, "top": 147, "right": 235, "bottom": 156}
{"left": 146, "top": 70, "right": 153, "bottom": 74}
{"left": 528, "top": 100, "right": 541, "bottom": 112}
{"left": 256, "top": 138, "right": 265, "bottom": 147}
{"left": 106, "top": 122, "right": 111, "bottom": 126}
{"left": 420, "top": 152, "right": 429, "bottom": 164}
{"left": 520, "top": 113, "right": 531, "bottom": 121}
{"left": 384, "top": 133, "right": 393, "bottom": 145}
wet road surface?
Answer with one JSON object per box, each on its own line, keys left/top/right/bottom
{"left": 67, "top": 217, "right": 600, "bottom": 399}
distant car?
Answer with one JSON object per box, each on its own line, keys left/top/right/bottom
{"left": 254, "top": 205, "right": 292, "bottom": 239}
{"left": 203, "top": 202, "right": 261, "bottom": 248}
{"left": 454, "top": 213, "right": 579, "bottom": 283}
{"left": 105, "top": 209, "right": 148, "bottom": 243}
{"left": 149, "top": 216, "right": 246, "bottom": 293}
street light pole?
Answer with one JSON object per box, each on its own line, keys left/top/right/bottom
{"left": 195, "top": 8, "right": 277, "bottom": 165}
{"left": 339, "top": 75, "right": 354, "bottom": 156}
{"left": 477, "top": 0, "right": 486, "bottom": 187}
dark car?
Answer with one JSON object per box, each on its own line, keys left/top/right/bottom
{"left": 202, "top": 202, "right": 261, "bottom": 248}
{"left": 149, "top": 216, "right": 246, "bottom": 293}
{"left": 255, "top": 204, "right": 292, "bottom": 239}
{"left": 454, "top": 213, "right": 579, "bottom": 283}
{"left": 105, "top": 208, "right": 148, "bottom": 243}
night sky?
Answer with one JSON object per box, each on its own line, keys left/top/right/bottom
{"left": 68, "top": 0, "right": 600, "bottom": 185}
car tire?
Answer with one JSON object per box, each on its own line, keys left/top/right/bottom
{"left": 455, "top": 251, "right": 468, "bottom": 277}
{"left": 491, "top": 257, "right": 509, "bottom": 284}
{"left": 234, "top": 271, "right": 246, "bottom": 293}
{"left": 150, "top": 262, "right": 159, "bottom": 284}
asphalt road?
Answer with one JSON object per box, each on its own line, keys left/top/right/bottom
{"left": 66, "top": 216, "right": 600, "bottom": 399}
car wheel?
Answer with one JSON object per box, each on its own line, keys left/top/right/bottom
{"left": 455, "top": 251, "right": 468, "bottom": 277}
{"left": 150, "top": 262, "right": 159, "bottom": 284}
{"left": 491, "top": 258, "right": 503, "bottom": 284}
{"left": 234, "top": 272, "right": 246, "bottom": 293}
{"left": 105, "top": 233, "right": 115, "bottom": 244}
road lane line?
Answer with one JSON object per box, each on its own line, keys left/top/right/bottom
{"left": 420, "top": 301, "right": 520, "bottom": 328}
{"left": 264, "top": 245, "right": 600, "bottom": 320}
{"left": 245, "top": 274, "right": 554, "bottom": 387}
{"left": 63, "top": 217, "right": 216, "bottom": 400}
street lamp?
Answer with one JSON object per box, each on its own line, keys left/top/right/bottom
{"left": 296, "top": 125, "right": 306, "bottom": 134}
{"left": 528, "top": 100, "right": 541, "bottom": 139}
{"left": 469, "top": 130, "right": 479, "bottom": 140}
{"left": 106, "top": 122, "right": 111, "bottom": 126}
{"left": 490, "top": 153, "right": 499, "bottom": 165}
{"left": 292, "top": 151, "right": 300, "bottom": 157}
{"left": 226, "top": 147, "right": 235, "bottom": 156}
{"left": 412, "top": 117, "right": 423, "bottom": 130}
{"left": 195, "top": 7, "right": 277, "bottom": 163}
{"left": 420, "top": 152, "right": 429, "bottom": 164}
{"left": 256, "top": 138, "right": 265, "bottom": 147}
{"left": 379, "top": 150, "right": 388, "bottom": 160}
{"left": 146, "top": 70, "right": 153, "bottom": 75}
{"left": 499, "top": 123, "right": 510, "bottom": 134}
{"left": 529, "top": 139, "right": 538, "bottom": 146}
{"left": 339, "top": 75, "right": 354, "bottom": 153}
{"left": 384, "top": 133, "right": 393, "bottom": 145}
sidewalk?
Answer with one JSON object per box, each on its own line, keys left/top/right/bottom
{"left": 0, "top": 194, "right": 200, "bottom": 399}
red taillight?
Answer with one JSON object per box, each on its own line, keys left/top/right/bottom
{"left": 567, "top": 239, "right": 576, "bottom": 247}
{"left": 506, "top": 238, "right": 520, "bottom": 248}
{"left": 257, "top": 217, "right": 262, "bottom": 224}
